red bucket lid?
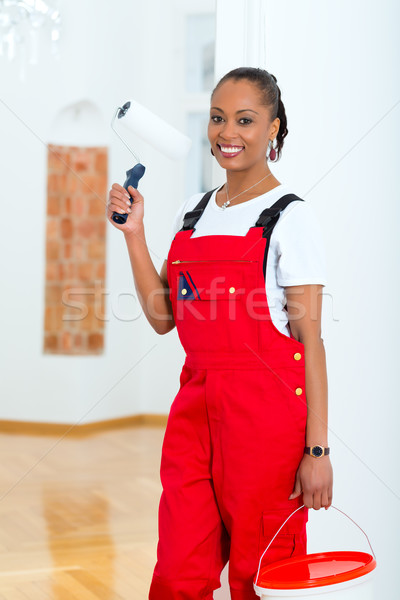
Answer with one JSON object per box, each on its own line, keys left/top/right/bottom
{"left": 255, "top": 551, "right": 376, "bottom": 590}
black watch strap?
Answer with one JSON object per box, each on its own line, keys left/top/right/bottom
{"left": 304, "top": 445, "right": 330, "bottom": 457}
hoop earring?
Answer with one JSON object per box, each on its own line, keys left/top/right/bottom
{"left": 267, "top": 139, "right": 277, "bottom": 161}
{"left": 210, "top": 147, "right": 215, "bottom": 156}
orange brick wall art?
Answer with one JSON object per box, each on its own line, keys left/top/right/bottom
{"left": 44, "top": 144, "right": 108, "bottom": 355}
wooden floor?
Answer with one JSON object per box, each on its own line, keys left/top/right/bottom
{"left": 0, "top": 425, "right": 165, "bottom": 599}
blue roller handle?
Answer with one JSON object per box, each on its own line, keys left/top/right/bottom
{"left": 112, "top": 163, "right": 146, "bottom": 224}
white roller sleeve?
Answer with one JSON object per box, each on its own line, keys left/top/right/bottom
{"left": 118, "top": 99, "right": 192, "bottom": 160}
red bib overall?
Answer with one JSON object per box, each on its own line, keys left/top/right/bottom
{"left": 149, "top": 191, "right": 309, "bottom": 600}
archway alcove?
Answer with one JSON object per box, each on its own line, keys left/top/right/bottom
{"left": 44, "top": 101, "right": 108, "bottom": 355}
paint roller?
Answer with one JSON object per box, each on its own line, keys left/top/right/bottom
{"left": 110, "top": 100, "right": 192, "bottom": 224}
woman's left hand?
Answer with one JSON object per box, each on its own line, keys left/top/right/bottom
{"left": 289, "top": 454, "right": 333, "bottom": 510}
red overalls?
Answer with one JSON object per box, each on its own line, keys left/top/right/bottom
{"left": 149, "top": 191, "right": 309, "bottom": 600}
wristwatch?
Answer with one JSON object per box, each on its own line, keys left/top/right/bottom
{"left": 304, "top": 445, "right": 330, "bottom": 458}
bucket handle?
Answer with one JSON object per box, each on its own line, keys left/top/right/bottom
{"left": 255, "top": 504, "right": 376, "bottom": 586}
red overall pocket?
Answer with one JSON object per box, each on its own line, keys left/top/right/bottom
{"left": 258, "top": 506, "right": 308, "bottom": 567}
{"left": 169, "top": 259, "right": 260, "bottom": 353}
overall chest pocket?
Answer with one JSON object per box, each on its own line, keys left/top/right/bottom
{"left": 169, "top": 259, "right": 260, "bottom": 353}
{"left": 170, "top": 259, "right": 258, "bottom": 301}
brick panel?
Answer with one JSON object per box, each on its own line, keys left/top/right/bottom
{"left": 44, "top": 145, "right": 107, "bottom": 355}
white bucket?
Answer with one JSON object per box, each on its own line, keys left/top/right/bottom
{"left": 253, "top": 505, "right": 377, "bottom": 600}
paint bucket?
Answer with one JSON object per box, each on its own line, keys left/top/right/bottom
{"left": 253, "top": 505, "right": 377, "bottom": 600}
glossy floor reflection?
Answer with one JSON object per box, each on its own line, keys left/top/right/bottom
{"left": 0, "top": 425, "right": 164, "bottom": 599}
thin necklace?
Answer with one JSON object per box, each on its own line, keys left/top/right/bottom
{"left": 221, "top": 171, "right": 273, "bottom": 209}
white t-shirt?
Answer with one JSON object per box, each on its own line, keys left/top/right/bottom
{"left": 166, "top": 183, "right": 328, "bottom": 337}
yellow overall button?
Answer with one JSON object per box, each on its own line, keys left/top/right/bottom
{"left": 293, "top": 352, "right": 302, "bottom": 361}
{"left": 295, "top": 387, "right": 303, "bottom": 396}
{"left": 181, "top": 288, "right": 187, "bottom": 295}
{"left": 229, "top": 287, "right": 236, "bottom": 294}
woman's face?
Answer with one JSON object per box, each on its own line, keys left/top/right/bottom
{"left": 208, "top": 78, "right": 279, "bottom": 171}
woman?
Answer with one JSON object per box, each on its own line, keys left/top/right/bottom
{"left": 107, "top": 67, "right": 333, "bottom": 600}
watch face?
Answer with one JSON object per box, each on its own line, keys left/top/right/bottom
{"left": 312, "top": 445, "right": 324, "bottom": 457}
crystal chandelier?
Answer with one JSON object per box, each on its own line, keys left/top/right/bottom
{"left": 0, "top": 0, "right": 62, "bottom": 80}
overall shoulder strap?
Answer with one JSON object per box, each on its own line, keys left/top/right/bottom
{"left": 180, "top": 188, "right": 219, "bottom": 231}
{"left": 255, "top": 193, "right": 304, "bottom": 236}
{"left": 254, "top": 193, "right": 304, "bottom": 282}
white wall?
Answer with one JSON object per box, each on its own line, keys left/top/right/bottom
{"left": 0, "top": 0, "right": 188, "bottom": 424}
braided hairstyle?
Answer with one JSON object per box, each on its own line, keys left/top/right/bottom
{"left": 211, "top": 67, "right": 288, "bottom": 162}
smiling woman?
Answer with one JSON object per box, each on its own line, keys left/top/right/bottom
{"left": 208, "top": 68, "right": 286, "bottom": 192}
{"left": 210, "top": 108, "right": 261, "bottom": 160}
{"left": 107, "top": 66, "right": 332, "bottom": 600}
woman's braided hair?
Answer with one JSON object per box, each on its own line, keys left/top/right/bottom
{"left": 211, "top": 67, "right": 288, "bottom": 162}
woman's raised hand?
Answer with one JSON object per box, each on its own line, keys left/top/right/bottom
{"left": 106, "top": 183, "right": 145, "bottom": 235}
